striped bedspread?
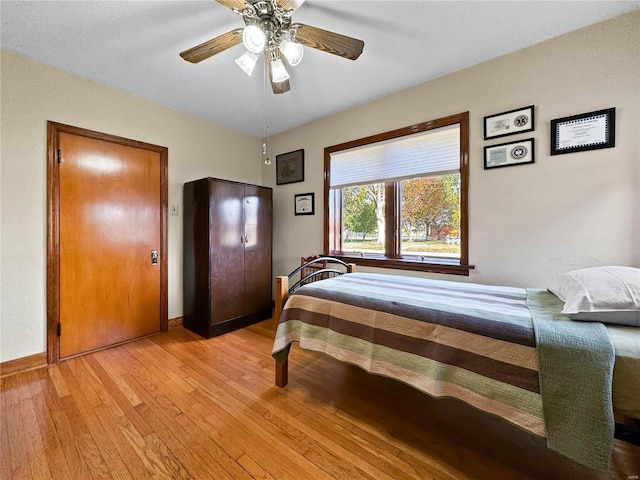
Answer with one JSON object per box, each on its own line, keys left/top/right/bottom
{"left": 272, "top": 272, "right": 614, "bottom": 470}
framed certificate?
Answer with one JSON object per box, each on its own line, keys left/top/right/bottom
{"left": 484, "top": 138, "right": 535, "bottom": 170}
{"left": 294, "top": 192, "right": 314, "bottom": 215}
{"left": 484, "top": 105, "right": 534, "bottom": 140}
{"left": 550, "top": 108, "right": 615, "bottom": 155}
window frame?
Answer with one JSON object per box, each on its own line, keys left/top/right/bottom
{"left": 323, "top": 111, "right": 472, "bottom": 276}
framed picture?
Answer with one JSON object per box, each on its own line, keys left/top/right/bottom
{"left": 484, "top": 105, "right": 535, "bottom": 140}
{"left": 550, "top": 107, "right": 615, "bottom": 155}
{"left": 484, "top": 138, "right": 535, "bottom": 170}
{"left": 276, "top": 149, "right": 304, "bottom": 185}
{"left": 294, "top": 192, "right": 314, "bottom": 216}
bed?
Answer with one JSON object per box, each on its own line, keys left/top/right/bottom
{"left": 271, "top": 259, "right": 640, "bottom": 471}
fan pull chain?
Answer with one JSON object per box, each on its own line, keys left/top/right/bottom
{"left": 263, "top": 60, "right": 271, "bottom": 165}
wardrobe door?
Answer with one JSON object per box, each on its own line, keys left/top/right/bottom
{"left": 243, "top": 185, "right": 272, "bottom": 316}
{"left": 210, "top": 179, "right": 245, "bottom": 325}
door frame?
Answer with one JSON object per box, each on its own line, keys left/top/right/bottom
{"left": 46, "top": 121, "right": 169, "bottom": 363}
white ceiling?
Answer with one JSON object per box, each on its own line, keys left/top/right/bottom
{"left": 2, "top": 1, "right": 639, "bottom": 137}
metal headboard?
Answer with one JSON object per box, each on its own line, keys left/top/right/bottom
{"left": 287, "top": 257, "right": 352, "bottom": 294}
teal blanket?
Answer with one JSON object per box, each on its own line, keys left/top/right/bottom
{"left": 527, "top": 289, "right": 615, "bottom": 470}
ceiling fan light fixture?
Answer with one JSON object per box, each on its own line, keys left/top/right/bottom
{"left": 242, "top": 25, "right": 266, "bottom": 53}
{"left": 270, "top": 56, "right": 290, "bottom": 83}
{"left": 179, "top": 0, "right": 365, "bottom": 95}
{"left": 235, "top": 50, "right": 259, "bottom": 76}
{"left": 279, "top": 38, "right": 303, "bottom": 66}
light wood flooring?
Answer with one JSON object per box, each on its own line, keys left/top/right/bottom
{"left": 1, "top": 321, "right": 639, "bottom": 480}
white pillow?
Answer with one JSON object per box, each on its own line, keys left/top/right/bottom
{"left": 548, "top": 266, "right": 640, "bottom": 327}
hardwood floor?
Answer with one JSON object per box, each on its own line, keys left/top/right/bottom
{"left": 1, "top": 321, "right": 638, "bottom": 480}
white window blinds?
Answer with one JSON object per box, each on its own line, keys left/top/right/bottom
{"left": 330, "top": 124, "right": 460, "bottom": 188}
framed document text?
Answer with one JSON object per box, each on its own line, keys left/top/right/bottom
{"left": 550, "top": 108, "right": 615, "bottom": 155}
{"left": 294, "top": 192, "right": 314, "bottom": 215}
{"left": 484, "top": 105, "right": 535, "bottom": 140}
{"left": 484, "top": 138, "right": 535, "bottom": 170}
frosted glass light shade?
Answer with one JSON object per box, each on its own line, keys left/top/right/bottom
{"left": 279, "top": 38, "right": 304, "bottom": 66}
{"left": 242, "top": 25, "right": 266, "bottom": 53}
{"left": 235, "top": 51, "right": 259, "bottom": 76}
{"left": 270, "top": 57, "right": 290, "bottom": 83}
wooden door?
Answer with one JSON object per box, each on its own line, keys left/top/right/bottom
{"left": 47, "top": 122, "right": 168, "bottom": 362}
{"left": 243, "top": 185, "right": 272, "bottom": 315}
{"left": 210, "top": 180, "right": 245, "bottom": 324}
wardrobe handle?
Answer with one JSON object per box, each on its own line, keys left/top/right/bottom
{"left": 240, "top": 235, "right": 244, "bottom": 244}
{"left": 244, "top": 235, "right": 248, "bottom": 243}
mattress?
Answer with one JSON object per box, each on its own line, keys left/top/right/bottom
{"left": 272, "top": 272, "right": 620, "bottom": 469}
{"left": 607, "top": 325, "right": 640, "bottom": 419}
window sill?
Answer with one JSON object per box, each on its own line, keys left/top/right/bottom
{"left": 327, "top": 254, "right": 475, "bottom": 276}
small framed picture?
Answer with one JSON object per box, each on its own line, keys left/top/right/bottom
{"left": 550, "top": 107, "right": 615, "bottom": 155}
{"left": 294, "top": 192, "right": 314, "bottom": 216}
{"left": 276, "top": 149, "right": 304, "bottom": 185}
{"left": 484, "top": 138, "right": 535, "bottom": 170}
{"left": 484, "top": 105, "right": 535, "bottom": 140}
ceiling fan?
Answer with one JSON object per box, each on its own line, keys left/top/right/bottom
{"left": 180, "top": 0, "right": 365, "bottom": 94}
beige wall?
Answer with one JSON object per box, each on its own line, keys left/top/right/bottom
{"left": 263, "top": 11, "right": 640, "bottom": 287}
{"left": 0, "top": 50, "right": 262, "bottom": 362}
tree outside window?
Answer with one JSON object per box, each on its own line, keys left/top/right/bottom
{"left": 324, "top": 112, "right": 471, "bottom": 275}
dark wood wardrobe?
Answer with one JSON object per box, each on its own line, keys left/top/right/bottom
{"left": 183, "top": 177, "right": 272, "bottom": 338}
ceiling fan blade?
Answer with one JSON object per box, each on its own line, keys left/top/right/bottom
{"left": 278, "top": 0, "right": 306, "bottom": 12}
{"left": 214, "top": 0, "right": 246, "bottom": 11}
{"left": 180, "top": 29, "right": 243, "bottom": 63}
{"left": 266, "top": 50, "right": 291, "bottom": 94}
{"left": 292, "top": 23, "right": 364, "bottom": 60}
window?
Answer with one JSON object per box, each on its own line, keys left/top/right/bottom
{"left": 324, "top": 112, "right": 471, "bottom": 275}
